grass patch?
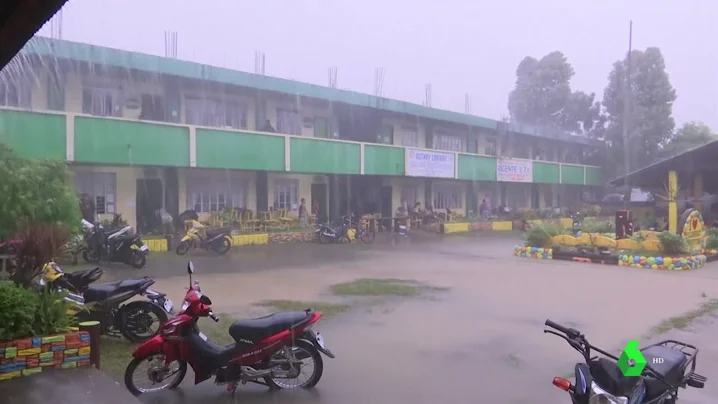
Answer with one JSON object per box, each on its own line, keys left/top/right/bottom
{"left": 648, "top": 299, "right": 718, "bottom": 337}
{"left": 254, "top": 300, "right": 350, "bottom": 318}
{"left": 330, "top": 278, "right": 449, "bottom": 297}
{"left": 98, "top": 314, "right": 234, "bottom": 381}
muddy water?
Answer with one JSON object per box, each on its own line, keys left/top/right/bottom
{"left": 134, "top": 237, "right": 718, "bottom": 403}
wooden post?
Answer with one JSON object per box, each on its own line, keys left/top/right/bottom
{"left": 79, "top": 320, "right": 101, "bottom": 370}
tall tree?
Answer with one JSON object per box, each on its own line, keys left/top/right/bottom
{"left": 601, "top": 47, "right": 677, "bottom": 176}
{"left": 507, "top": 51, "right": 602, "bottom": 135}
{"left": 658, "top": 121, "right": 717, "bottom": 159}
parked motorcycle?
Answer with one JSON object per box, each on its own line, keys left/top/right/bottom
{"left": 316, "top": 216, "right": 352, "bottom": 244}
{"left": 39, "top": 262, "right": 172, "bottom": 342}
{"left": 123, "top": 261, "right": 335, "bottom": 396}
{"left": 175, "top": 220, "right": 232, "bottom": 256}
{"left": 544, "top": 319, "right": 706, "bottom": 403}
{"left": 82, "top": 215, "right": 149, "bottom": 269}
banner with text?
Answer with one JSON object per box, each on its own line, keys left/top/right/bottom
{"left": 405, "top": 149, "right": 456, "bottom": 178}
{"left": 497, "top": 159, "right": 532, "bottom": 182}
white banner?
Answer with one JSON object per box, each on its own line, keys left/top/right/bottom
{"left": 497, "top": 159, "right": 532, "bottom": 182}
{"left": 405, "top": 149, "right": 455, "bottom": 178}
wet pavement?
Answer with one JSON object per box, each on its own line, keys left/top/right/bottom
{"left": 87, "top": 233, "right": 718, "bottom": 403}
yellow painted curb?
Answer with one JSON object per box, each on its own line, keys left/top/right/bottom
{"left": 491, "top": 221, "right": 513, "bottom": 231}
{"left": 231, "top": 234, "right": 269, "bottom": 246}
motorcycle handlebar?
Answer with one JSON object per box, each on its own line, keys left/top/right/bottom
{"left": 545, "top": 319, "right": 580, "bottom": 338}
{"left": 209, "top": 312, "right": 220, "bottom": 322}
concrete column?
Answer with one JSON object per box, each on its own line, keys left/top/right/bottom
{"left": 694, "top": 173, "right": 703, "bottom": 213}
{"left": 668, "top": 170, "right": 678, "bottom": 233}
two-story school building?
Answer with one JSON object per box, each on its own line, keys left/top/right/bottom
{"left": 0, "top": 37, "right": 604, "bottom": 231}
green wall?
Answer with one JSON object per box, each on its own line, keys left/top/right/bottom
{"left": 457, "top": 154, "right": 497, "bottom": 181}
{"left": 290, "top": 138, "right": 360, "bottom": 174}
{"left": 585, "top": 166, "right": 602, "bottom": 186}
{"left": 364, "top": 145, "right": 404, "bottom": 175}
{"left": 74, "top": 117, "right": 190, "bottom": 166}
{"left": 0, "top": 110, "right": 66, "bottom": 159}
{"left": 532, "top": 162, "right": 560, "bottom": 184}
{"left": 561, "top": 165, "right": 585, "bottom": 185}
{"left": 196, "top": 129, "right": 285, "bottom": 171}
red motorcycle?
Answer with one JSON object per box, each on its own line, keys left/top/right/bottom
{"left": 123, "top": 261, "right": 335, "bottom": 396}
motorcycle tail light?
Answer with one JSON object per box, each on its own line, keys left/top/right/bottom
{"left": 553, "top": 377, "right": 572, "bottom": 391}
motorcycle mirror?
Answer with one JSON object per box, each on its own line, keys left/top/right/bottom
{"left": 187, "top": 261, "right": 195, "bottom": 274}
{"left": 199, "top": 295, "right": 212, "bottom": 305}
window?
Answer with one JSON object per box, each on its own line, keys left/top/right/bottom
{"left": 277, "top": 109, "right": 302, "bottom": 135}
{"left": 433, "top": 184, "right": 462, "bottom": 209}
{"left": 400, "top": 186, "right": 419, "bottom": 206}
{"left": 185, "top": 98, "right": 247, "bottom": 129}
{"left": 82, "top": 86, "right": 123, "bottom": 117}
{"left": 74, "top": 171, "right": 116, "bottom": 214}
{"left": 432, "top": 133, "right": 463, "bottom": 152}
{"left": 186, "top": 174, "right": 247, "bottom": 212}
{"left": 484, "top": 137, "right": 497, "bottom": 156}
{"left": 0, "top": 75, "right": 32, "bottom": 108}
{"left": 400, "top": 127, "right": 419, "bottom": 147}
{"left": 274, "top": 179, "right": 299, "bottom": 210}
{"left": 513, "top": 140, "right": 529, "bottom": 158}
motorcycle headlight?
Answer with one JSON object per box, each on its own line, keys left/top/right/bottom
{"left": 589, "top": 382, "right": 628, "bottom": 404}
{"left": 181, "top": 301, "right": 189, "bottom": 311}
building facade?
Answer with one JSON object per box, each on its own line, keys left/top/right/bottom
{"left": 0, "top": 37, "right": 604, "bottom": 231}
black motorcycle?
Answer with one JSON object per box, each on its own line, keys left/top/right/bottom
{"left": 40, "top": 263, "right": 172, "bottom": 342}
{"left": 83, "top": 215, "right": 148, "bottom": 269}
{"left": 316, "top": 216, "right": 351, "bottom": 244}
{"left": 544, "top": 319, "right": 706, "bottom": 403}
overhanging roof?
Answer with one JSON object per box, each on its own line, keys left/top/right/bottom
{"left": 19, "top": 36, "right": 604, "bottom": 147}
{"left": 609, "top": 140, "right": 718, "bottom": 187}
{"left": 0, "top": 0, "right": 68, "bottom": 70}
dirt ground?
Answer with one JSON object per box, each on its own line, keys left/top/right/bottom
{"left": 115, "top": 235, "right": 718, "bottom": 403}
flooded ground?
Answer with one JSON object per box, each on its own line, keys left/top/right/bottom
{"left": 104, "top": 234, "right": 718, "bottom": 403}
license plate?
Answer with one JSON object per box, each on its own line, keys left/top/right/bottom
{"left": 314, "top": 331, "right": 326, "bottom": 350}
{"left": 140, "top": 245, "right": 149, "bottom": 252}
{"left": 163, "top": 298, "right": 173, "bottom": 313}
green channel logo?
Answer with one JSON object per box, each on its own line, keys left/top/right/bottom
{"left": 617, "top": 340, "right": 647, "bottom": 376}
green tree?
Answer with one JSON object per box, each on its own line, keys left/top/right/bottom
{"left": 507, "top": 51, "right": 602, "bottom": 135}
{"left": 658, "top": 121, "right": 717, "bottom": 159}
{"left": 0, "top": 143, "right": 79, "bottom": 286}
{"left": 601, "top": 47, "right": 677, "bottom": 177}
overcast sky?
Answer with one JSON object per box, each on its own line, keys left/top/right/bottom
{"left": 38, "top": 0, "right": 718, "bottom": 129}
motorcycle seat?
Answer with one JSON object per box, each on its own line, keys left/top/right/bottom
{"left": 83, "top": 277, "right": 154, "bottom": 303}
{"left": 206, "top": 228, "right": 231, "bottom": 238}
{"left": 65, "top": 267, "right": 103, "bottom": 288}
{"left": 229, "top": 311, "right": 310, "bottom": 343}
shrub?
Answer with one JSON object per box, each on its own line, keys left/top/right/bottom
{"left": 0, "top": 281, "right": 39, "bottom": 341}
{"left": 658, "top": 231, "right": 687, "bottom": 255}
{"left": 706, "top": 235, "right": 718, "bottom": 250}
{"left": 525, "top": 223, "right": 566, "bottom": 247}
{"left": 0, "top": 281, "right": 72, "bottom": 341}
{"left": 582, "top": 220, "right": 615, "bottom": 234}
{"left": 33, "top": 287, "right": 72, "bottom": 336}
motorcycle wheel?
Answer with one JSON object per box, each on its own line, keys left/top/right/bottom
{"left": 318, "top": 230, "right": 333, "bottom": 244}
{"left": 82, "top": 249, "right": 99, "bottom": 264}
{"left": 175, "top": 241, "right": 191, "bottom": 256}
{"left": 213, "top": 238, "right": 231, "bottom": 255}
{"left": 124, "top": 355, "right": 187, "bottom": 396}
{"left": 359, "top": 228, "right": 376, "bottom": 244}
{"left": 264, "top": 340, "right": 324, "bottom": 390}
{"left": 120, "top": 301, "right": 168, "bottom": 343}
{"left": 130, "top": 251, "right": 146, "bottom": 269}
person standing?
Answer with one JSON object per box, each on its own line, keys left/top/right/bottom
{"left": 79, "top": 193, "right": 96, "bottom": 224}
{"left": 299, "top": 197, "right": 309, "bottom": 227}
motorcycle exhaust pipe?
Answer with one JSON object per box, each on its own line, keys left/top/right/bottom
{"left": 240, "top": 366, "right": 272, "bottom": 378}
